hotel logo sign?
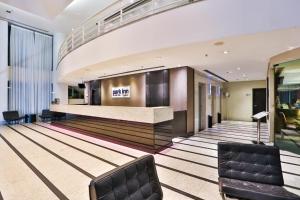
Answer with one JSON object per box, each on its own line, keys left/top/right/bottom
{"left": 112, "top": 86, "right": 130, "bottom": 98}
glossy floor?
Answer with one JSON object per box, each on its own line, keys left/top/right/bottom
{"left": 0, "top": 121, "right": 299, "bottom": 200}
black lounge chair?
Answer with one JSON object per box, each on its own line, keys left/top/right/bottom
{"left": 89, "top": 155, "right": 163, "bottom": 200}
{"left": 39, "top": 109, "right": 53, "bottom": 122}
{"left": 2, "top": 111, "right": 25, "bottom": 124}
{"left": 218, "top": 142, "right": 300, "bottom": 200}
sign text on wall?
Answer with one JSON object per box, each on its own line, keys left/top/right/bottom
{"left": 112, "top": 86, "right": 130, "bottom": 98}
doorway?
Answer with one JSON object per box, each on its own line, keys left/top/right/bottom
{"left": 211, "top": 86, "right": 217, "bottom": 124}
{"left": 198, "top": 83, "right": 205, "bottom": 131}
{"left": 252, "top": 88, "right": 267, "bottom": 122}
{"left": 198, "top": 84, "right": 202, "bottom": 131}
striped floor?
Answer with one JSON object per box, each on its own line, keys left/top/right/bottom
{"left": 0, "top": 121, "right": 300, "bottom": 200}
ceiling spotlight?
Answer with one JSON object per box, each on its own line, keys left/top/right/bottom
{"left": 237, "top": 67, "right": 241, "bottom": 70}
{"left": 288, "top": 46, "right": 295, "bottom": 50}
{"left": 223, "top": 50, "right": 229, "bottom": 54}
{"left": 242, "top": 74, "right": 246, "bottom": 77}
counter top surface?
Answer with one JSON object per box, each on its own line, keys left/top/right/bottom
{"left": 50, "top": 104, "right": 173, "bottom": 124}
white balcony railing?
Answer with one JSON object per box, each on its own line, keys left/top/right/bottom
{"left": 57, "top": 0, "right": 200, "bottom": 66}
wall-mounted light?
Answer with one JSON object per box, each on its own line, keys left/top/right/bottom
{"left": 217, "top": 86, "right": 221, "bottom": 96}
{"left": 224, "top": 92, "right": 230, "bottom": 98}
{"left": 208, "top": 83, "right": 212, "bottom": 96}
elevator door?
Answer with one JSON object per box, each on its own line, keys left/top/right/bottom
{"left": 252, "top": 88, "right": 267, "bottom": 122}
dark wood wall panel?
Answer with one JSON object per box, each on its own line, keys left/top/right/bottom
{"left": 186, "top": 67, "right": 195, "bottom": 133}
{"left": 89, "top": 80, "right": 101, "bottom": 105}
{"left": 146, "top": 70, "right": 169, "bottom": 107}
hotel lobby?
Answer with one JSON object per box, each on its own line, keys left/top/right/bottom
{"left": 0, "top": 0, "right": 300, "bottom": 200}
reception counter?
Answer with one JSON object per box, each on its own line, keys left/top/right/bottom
{"left": 50, "top": 105, "right": 174, "bottom": 153}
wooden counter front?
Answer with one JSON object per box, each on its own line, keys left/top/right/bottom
{"left": 50, "top": 105, "right": 174, "bottom": 153}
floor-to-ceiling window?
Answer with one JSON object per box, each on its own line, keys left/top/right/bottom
{"left": 8, "top": 25, "right": 53, "bottom": 116}
{"left": 274, "top": 59, "right": 300, "bottom": 154}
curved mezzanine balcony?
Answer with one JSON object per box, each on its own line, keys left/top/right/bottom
{"left": 58, "top": 0, "right": 200, "bottom": 66}
{"left": 57, "top": 0, "right": 300, "bottom": 83}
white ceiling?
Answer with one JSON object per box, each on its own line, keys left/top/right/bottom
{"left": 64, "top": 27, "right": 300, "bottom": 83}
{"left": 0, "top": 0, "right": 117, "bottom": 33}
{"left": 0, "top": 0, "right": 73, "bottom": 19}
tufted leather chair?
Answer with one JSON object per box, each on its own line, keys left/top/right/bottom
{"left": 218, "top": 142, "right": 300, "bottom": 200}
{"left": 2, "top": 111, "right": 25, "bottom": 124}
{"left": 89, "top": 155, "right": 163, "bottom": 200}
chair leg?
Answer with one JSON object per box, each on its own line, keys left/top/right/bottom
{"left": 220, "top": 192, "right": 226, "bottom": 200}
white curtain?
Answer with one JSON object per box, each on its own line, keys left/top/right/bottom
{"left": 9, "top": 25, "right": 52, "bottom": 116}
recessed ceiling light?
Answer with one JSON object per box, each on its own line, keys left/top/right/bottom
{"left": 237, "top": 67, "right": 241, "bottom": 70}
{"left": 242, "top": 74, "right": 246, "bottom": 77}
{"left": 223, "top": 50, "right": 229, "bottom": 54}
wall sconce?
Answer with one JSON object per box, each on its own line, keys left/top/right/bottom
{"left": 224, "top": 92, "right": 230, "bottom": 98}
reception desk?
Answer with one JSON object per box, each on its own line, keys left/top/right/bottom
{"left": 50, "top": 105, "right": 174, "bottom": 153}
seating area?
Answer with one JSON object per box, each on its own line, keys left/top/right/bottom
{"left": 218, "top": 142, "right": 300, "bottom": 200}
{"left": 2, "top": 111, "right": 25, "bottom": 124}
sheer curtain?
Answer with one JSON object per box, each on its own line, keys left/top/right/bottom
{"left": 9, "top": 25, "right": 52, "bottom": 116}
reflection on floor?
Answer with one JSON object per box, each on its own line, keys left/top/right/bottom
{"left": 0, "top": 121, "right": 300, "bottom": 200}
{"left": 276, "top": 130, "right": 300, "bottom": 155}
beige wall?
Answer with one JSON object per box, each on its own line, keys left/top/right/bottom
{"left": 194, "top": 71, "right": 222, "bottom": 132}
{"left": 169, "top": 67, "right": 194, "bottom": 133}
{"left": 170, "top": 68, "right": 188, "bottom": 111}
{"left": 222, "top": 80, "right": 266, "bottom": 122}
{"left": 101, "top": 73, "right": 146, "bottom": 106}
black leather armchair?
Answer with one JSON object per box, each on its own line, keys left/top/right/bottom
{"left": 89, "top": 155, "right": 163, "bottom": 200}
{"left": 2, "top": 111, "right": 25, "bottom": 124}
{"left": 39, "top": 109, "right": 53, "bottom": 122}
{"left": 218, "top": 142, "right": 300, "bottom": 200}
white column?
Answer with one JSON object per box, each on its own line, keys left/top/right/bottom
{"left": 53, "top": 32, "right": 68, "bottom": 105}
{"left": 0, "top": 20, "right": 8, "bottom": 123}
